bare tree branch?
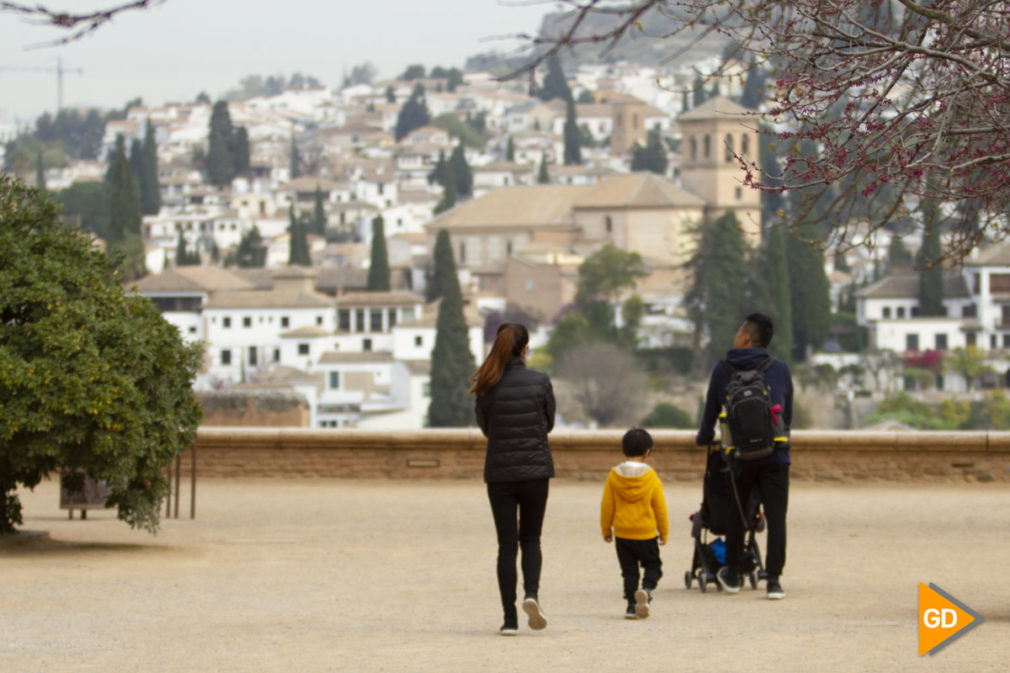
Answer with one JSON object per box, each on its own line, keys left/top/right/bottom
{"left": 1, "top": 1, "right": 166, "bottom": 46}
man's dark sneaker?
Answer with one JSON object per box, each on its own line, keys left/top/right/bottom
{"left": 634, "top": 588, "right": 652, "bottom": 618}
{"left": 499, "top": 624, "right": 518, "bottom": 636}
{"left": 522, "top": 596, "right": 548, "bottom": 630}
{"left": 624, "top": 602, "right": 638, "bottom": 620}
{"left": 716, "top": 566, "right": 741, "bottom": 594}
{"left": 766, "top": 577, "right": 786, "bottom": 600}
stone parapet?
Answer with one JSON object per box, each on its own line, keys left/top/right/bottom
{"left": 180, "top": 428, "right": 1010, "bottom": 483}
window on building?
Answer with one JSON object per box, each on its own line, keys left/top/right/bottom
{"left": 316, "top": 315, "right": 323, "bottom": 326}
{"left": 414, "top": 335, "right": 423, "bottom": 347}
{"left": 689, "top": 136, "right": 697, "bottom": 160}
{"left": 273, "top": 349, "right": 280, "bottom": 362}
{"left": 223, "top": 317, "right": 231, "bottom": 328}
{"left": 459, "top": 242, "right": 466, "bottom": 264}
{"left": 966, "top": 332, "right": 977, "bottom": 346}
{"left": 882, "top": 307, "right": 891, "bottom": 318}
{"left": 221, "top": 349, "right": 231, "bottom": 365}
{"left": 506, "top": 240, "right": 513, "bottom": 255}
{"left": 897, "top": 307, "right": 906, "bottom": 318}
{"left": 935, "top": 334, "right": 948, "bottom": 350}
{"left": 906, "top": 334, "right": 919, "bottom": 351}
{"left": 973, "top": 273, "right": 980, "bottom": 293}
{"left": 338, "top": 309, "right": 351, "bottom": 331}
{"left": 911, "top": 306, "right": 920, "bottom": 317}
{"left": 741, "top": 134, "right": 750, "bottom": 157}
{"left": 370, "top": 309, "right": 383, "bottom": 332}
{"left": 281, "top": 316, "right": 289, "bottom": 328}
{"left": 605, "top": 216, "right": 612, "bottom": 233}
{"left": 243, "top": 317, "right": 252, "bottom": 328}
{"left": 402, "top": 308, "right": 415, "bottom": 322}
{"left": 248, "top": 346, "right": 257, "bottom": 366}
{"left": 725, "top": 134, "right": 734, "bottom": 162}
{"left": 1004, "top": 334, "right": 1010, "bottom": 348}
{"left": 963, "top": 304, "right": 977, "bottom": 318}
{"left": 991, "top": 273, "right": 1010, "bottom": 293}
{"left": 703, "top": 134, "right": 711, "bottom": 158}
{"left": 422, "top": 381, "right": 431, "bottom": 396}
{"left": 329, "top": 371, "right": 340, "bottom": 389}
{"left": 378, "top": 182, "right": 384, "bottom": 195}
{"left": 735, "top": 187, "right": 742, "bottom": 200}
{"left": 388, "top": 309, "right": 397, "bottom": 329}
{"left": 363, "top": 338, "right": 373, "bottom": 352}
{"left": 355, "top": 309, "right": 365, "bottom": 333}
{"left": 298, "top": 343, "right": 309, "bottom": 355}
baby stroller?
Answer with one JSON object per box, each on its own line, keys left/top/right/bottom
{"left": 684, "top": 445, "right": 766, "bottom": 592}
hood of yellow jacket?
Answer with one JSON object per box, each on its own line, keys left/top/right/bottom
{"left": 610, "top": 461, "right": 657, "bottom": 502}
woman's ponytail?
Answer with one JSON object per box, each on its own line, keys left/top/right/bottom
{"left": 469, "top": 323, "right": 529, "bottom": 394}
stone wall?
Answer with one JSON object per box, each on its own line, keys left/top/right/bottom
{"left": 171, "top": 428, "right": 1010, "bottom": 484}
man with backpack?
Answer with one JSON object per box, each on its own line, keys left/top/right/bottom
{"left": 696, "top": 312, "right": 793, "bottom": 600}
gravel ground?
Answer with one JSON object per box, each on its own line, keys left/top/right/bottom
{"left": 3, "top": 477, "right": 1009, "bottom": 673}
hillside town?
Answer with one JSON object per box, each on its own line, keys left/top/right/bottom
{"left": 6, "top": 55, "right": 1010, "bottom": 431}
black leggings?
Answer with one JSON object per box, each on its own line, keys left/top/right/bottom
{"left": 487, "top": 479, "right": 549, "bottom": 621}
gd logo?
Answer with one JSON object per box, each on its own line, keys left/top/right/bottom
{"left": 918, "top": 583, "right": 985, "bottom": 656}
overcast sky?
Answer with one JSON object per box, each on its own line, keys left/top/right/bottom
{"left": 0, "top": 0, "right": 555, "bottom": 124}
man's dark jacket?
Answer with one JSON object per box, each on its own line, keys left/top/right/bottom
{"left": 695, "top": 347, "right": 794, "bottom": 465}
{"left": 475, "top": 358, "right": 556, "bottom": 482}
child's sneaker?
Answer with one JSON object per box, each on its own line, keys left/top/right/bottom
{"left": 624, "top": 602, "right": 638, "bottom": 619}
{"left": 634, "top": 588, "right": 651, "bottom": 618}
{"left": 522, "top": 596, "right": 547, "bottom": 630}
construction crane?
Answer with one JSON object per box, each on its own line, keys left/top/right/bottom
{"left": 0, "top": 57, "right": 83, "bottom": 112}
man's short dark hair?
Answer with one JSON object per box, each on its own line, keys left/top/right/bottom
{"left": 622, "top": 428, "right": 653, "bottom": 457}
{"left": 743, "top": 312, "right": 774, "bottom": 348}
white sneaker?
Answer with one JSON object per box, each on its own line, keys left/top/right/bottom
{"left": 499, "top": 625, "right": 518, "bottom": 636}
{"left": 634, "top": 589, "right": 651, "bottom": 618}
{"left": 522, "top": 597, "right": 548, "bottom": 630}
{"left": 717, "top": 566, "right": 741, "bottom": 594}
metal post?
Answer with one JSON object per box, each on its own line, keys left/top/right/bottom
{"left": 173, "top": 454, "right": 181, "bottom": 518}
{"left": 190, "top": 444, "right": 197, "bottom": 519}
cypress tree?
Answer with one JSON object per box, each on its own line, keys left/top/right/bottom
{"left": 394, "top": 82, "right": 431, "bottom": 141}
{"left": 367, "top": 215, "right": 391, "bottom": 291}
{"left": 427, "top": 228, "right": 455, "bottom": 302}
{"left": 630, "top": 128, "right": 667, "bottom": 174}
{"left": 918, "top": 200, "right": 944, "bottom": 316}
{"left": 537, "top": 55, "right": 572, "bottom": 102}
{"left": 35, "top": 148, "right": 45, "bottom": 190}
{"left": 505, "top": 136, "right": 515, "bottom": 162}
{"left": 237, "top": 225, "right": 266, "bottom": 268}
{"left": 175, "top": 230, "right": 188, "bottom": 266}
{"left": 107, "top": 135, "right": 141, "bottom": 245}
{"left": 429, "top": 150, "right": 448, "bottom": 188}
{"left": 312, "top": 185, "right": 327, "bottom": 236}
{"left": 206, "top": 101, "right": 235, "bottom": 187}
{"left": 434, "top": 156, "right": 457, "bottom": 215}
{"left": 129, "top": 137, "right": 145, "bottom": 189}
{"left": 887, "top": 234, "right": 914, "bottom": 271}
{"left": 288, "top": 204, "right": 310, "bottom": 266}
{"left": 563, "top": 96, "right": 581, "bottom": 165}
{"left": 538, "top": 153, "right": 550, "bottom": 184}
{"left": 786, "top": 222, "right": 831, "bottom": 359}
{"left": 762, "top": 227, "right": 794, "bottom": 361}
{"left": 450, "top": 144, "right": 472, "bottom": 198}
{"left": 427, "top": 235, "right": 475, "bottom": 427}
{"left": 289, "top": 134, "right": 301, "bottom": 179}
{"left": 140, "top": 119, "right": 161, "bottom": 215}
{"left": 232, "top": 126, "right": 250, "bottom": 177}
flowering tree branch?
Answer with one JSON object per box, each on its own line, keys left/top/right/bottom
{"left": 516, "top": 0, "right": 1010, "bottom": 260}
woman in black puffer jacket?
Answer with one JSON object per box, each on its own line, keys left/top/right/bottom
{"left": 471, "top": 323, "right": 555, "bottom": 636}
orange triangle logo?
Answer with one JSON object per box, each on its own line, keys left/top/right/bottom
{"left": 918, "top": 583, "right": 984, "bottom": 656}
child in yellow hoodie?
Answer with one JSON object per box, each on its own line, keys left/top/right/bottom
{"left": 601, "top": 428, "right": 669, "bottom": 619}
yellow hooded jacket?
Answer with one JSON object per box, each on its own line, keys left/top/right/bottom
{"left": 600, "top": 461, "right": 669, "bottom": 542}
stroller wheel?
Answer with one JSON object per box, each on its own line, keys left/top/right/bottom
{"left": 684, "top": 571, "right": 692, "bottom": 589}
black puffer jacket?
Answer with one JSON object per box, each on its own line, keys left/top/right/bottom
{"left": 475, "top": 358, "right": 556, "bottom": 483}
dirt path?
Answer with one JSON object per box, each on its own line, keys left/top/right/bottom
{"left": 3, "top": 478, "right": 1009, "bottom": 672}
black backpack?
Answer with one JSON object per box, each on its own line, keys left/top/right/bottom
{"left": 722, "top": 357, "right": 777, "bottom": 460}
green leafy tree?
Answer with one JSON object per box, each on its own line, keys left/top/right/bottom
{"left": 56, "top": 181, "right": 110, "bottom": 239}
{"left": 563, "top": 96, "right": 581, "bottom": 165}
{"left": 630, "top": 127, "right": 668, "bottom": 175}
{"left": 947, "top": 346, "right": 990, "bottom": 392}
{"left": 750, "top": 227, "right": 794, "bottom": 361}
{"left": 367, "top": 216, "right": 391, "bottom": 291}
{"left": 575, "top": 244, "right": 648, "bottom": 309}
{"left": 430, "top": 113, "right": 485, "bottom": 149}
{"left": 105, "top": 135, "right": 145, "bottom": 279}
{"left": 174, "top": 230, "right": 199, "bottom": 266}
{"left": 235, "top": 225, "right": 267, "bottom": 268}
{"left": 427, "top": 229, "right": 455, "bottom": 302}
{"left": 35, "top": 148, "right": 45, "bottom": 190}
{"left": 394, "top": 83, "right": 431, "bottom": 142}
{"left": 641, "top": 402, "right": 694, "bottom": 429}
{"left": 427, "top": 233, "right": 475, "bottom": 426}
{"left": 786, "top": 221, "right": 831, "bottom": 359}
{"left": 400, "top": 64, "right": 426, "bottom": 80}
{"left": 0, "top": 177, "right": 202, "bottom": 533}
{"left": 918, "top": 200, "right": 944, "bottom": 316}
